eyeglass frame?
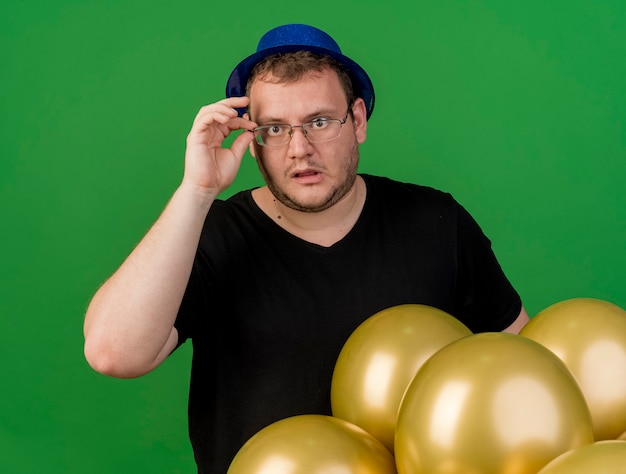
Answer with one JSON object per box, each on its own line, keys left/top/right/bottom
{"left": 248, "top": 109, "right": 351, "bottom": 147}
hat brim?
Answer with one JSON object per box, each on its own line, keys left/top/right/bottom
{"left": 225, "top": 44, "right": 375, "bottom": 120}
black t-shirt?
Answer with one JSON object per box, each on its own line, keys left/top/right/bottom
{"left": 175, "top": 174, "right": 521, "bottom": 473}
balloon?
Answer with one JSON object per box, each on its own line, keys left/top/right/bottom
{"left": 619, "top": 431, "right": 626, "bottom": 441}
{"left": 520, "top": 297, "right": 626, "bottom": 440}
{"left": 331, "top": 304, "right": 472, "bottom": 452}
{"left": 537, "top": 440, "right": 626, "bottom": 474}
{"left": 395, "top": 333, "right": 594, "bottom": 474}
{"left": 227, "top": 415, "right": 397, "bottom": 474}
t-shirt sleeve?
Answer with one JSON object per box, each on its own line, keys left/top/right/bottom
{"left": 172, "top": 197, "right": 235, "bottom": 349}
{"left": 173, "top": 246, "right": 215, "bottom": 349}
{"left": 451, "top": 200, "right": 522, "bottom": 332}
{"left": 173, "top": 265, "right": 201, "bottom": 348}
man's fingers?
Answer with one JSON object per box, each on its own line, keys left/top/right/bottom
{"left": 228, "top": 116, "right": 257, "bottom": 132}
{"left": 191, "top": 102, "right": 256, "bottom": 132}
{"left": 230, "top": 129, "right": 256, "bottom": 159}
{"left": 196, "top": 96, "right": 250, "bottom": 123}
{"left": 218, "top": 96, "right": 250, "bottom": 109}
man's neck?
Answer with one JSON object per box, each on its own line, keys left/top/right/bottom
{"left": 252, "top": 176, "right": 367, "bottom": 247}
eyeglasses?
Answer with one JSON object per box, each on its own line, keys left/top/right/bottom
{"left": 250, "top": 111, "right": 349, "bottom": 147}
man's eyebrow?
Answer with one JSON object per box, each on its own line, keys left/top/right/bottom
{"left": 253, "top": 116, "right": 289, "bottom": 125}
{"left": 254, "top": 108, "right": 342, "bottom": 125}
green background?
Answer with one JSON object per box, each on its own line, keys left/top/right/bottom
{"left": 2, "top": 0, "right": 624, "bottom": 472}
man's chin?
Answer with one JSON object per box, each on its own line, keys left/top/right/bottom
{"left": 279, "top": 196, "right": 336, "bottom": 213}
{"left": 270, "top": 187, "right": 338, "bottom": 213}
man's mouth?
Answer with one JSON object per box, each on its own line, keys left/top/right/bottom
{"left": 294, "top": 170, "right": 319, "bottom": 178}
{"left": 291, "top": 169, "right": 324, "bottom": 184}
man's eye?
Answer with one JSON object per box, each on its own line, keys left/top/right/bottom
{"left": 311, "top": 118, "right": 329, "bottom": 129}
{"left": 267, "top": 125, "right": 285, "bottom": 136}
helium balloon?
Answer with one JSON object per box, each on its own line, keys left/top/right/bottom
{"left": 521, "top": 297, "right": 626, "bottom": 440}
{"left": 227, "top": 415, "right": 397, "bottom": 474}
{"left": 537, "top": 440, "right": 626, "bottom": 474}
{"left": 331, "top": 304, "right": 472, "bottom": 452}
{"left": 395, "top": 333, "right": 594, "bottom": 474}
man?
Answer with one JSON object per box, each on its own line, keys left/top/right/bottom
{"left": 84, "top": 24, "right": 529, "bottom": 473}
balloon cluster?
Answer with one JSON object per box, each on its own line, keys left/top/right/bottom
{"left": 228, "top": 299, "right": 626, "bottom": 473}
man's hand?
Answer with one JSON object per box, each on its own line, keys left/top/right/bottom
{"left": 183, "top": 96, "right": 257, "bottom": 197}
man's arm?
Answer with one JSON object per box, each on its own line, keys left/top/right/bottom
{"left": 502, "top": 306, "right": 530, "bottom": 334}
{"left": 83, "top": 97, "right": 257, "bottom": 378}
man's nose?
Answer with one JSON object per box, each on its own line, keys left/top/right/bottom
{"left": 287, "top": 126, "right": 311, "bottom": 157}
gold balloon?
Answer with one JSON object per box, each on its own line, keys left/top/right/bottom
{"left": 520, "top": 298, "right": 626, "bottom": 440}
{"left": 537, "top": 440, "right": 626, "bottom": 474}
{"left": 331, "top": 304, "right": 472, "bottom": 452}
{"left": 227, "top": 415, "right": 397, "bottom": 474}
{"left": 395, "top": 333, "right": 594, "bottom": 474}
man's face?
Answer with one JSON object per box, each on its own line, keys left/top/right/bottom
{"left": 248, "top": 68, "right": 367, "bottom": 213}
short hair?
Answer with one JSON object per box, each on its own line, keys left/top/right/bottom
{"left": 245, "top": 51, "right": 355, "bottom": 110}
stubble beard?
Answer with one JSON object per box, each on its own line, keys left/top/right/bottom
{"left": 259, "top": 141, "right": 360, "bottom": 213}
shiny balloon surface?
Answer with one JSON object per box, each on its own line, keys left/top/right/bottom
{"left": 331, "top": 304, "right": 472, "bottom": 452}
{"left": 537, "top": 440, "right": 626, "bottom": 474}
{"left": 395, "top": 333, "right": 594, "bottom": 474}
{"left": 227, "top": 415, "right": 397, "bottom": 474}
{"left": 521, "top": 298, "right": 626, "bottom": 440}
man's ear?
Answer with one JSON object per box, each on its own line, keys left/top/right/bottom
{"left": 352, "top": 98, "right": 368, "bottom": 144}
